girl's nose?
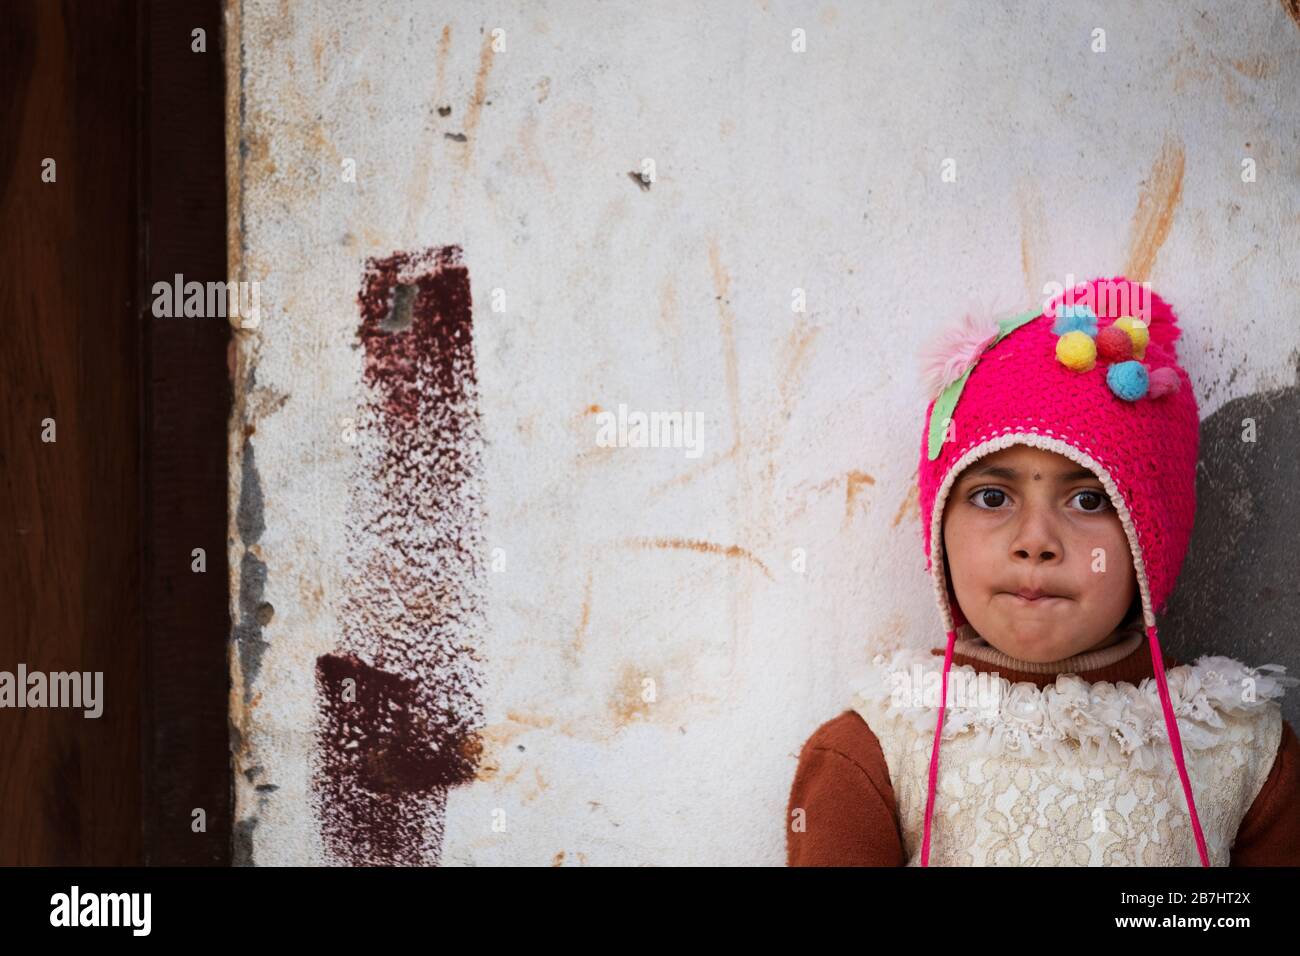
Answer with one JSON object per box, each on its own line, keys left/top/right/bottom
{"left": 1009, "top": 506, "right": 1063, "bottom": 562}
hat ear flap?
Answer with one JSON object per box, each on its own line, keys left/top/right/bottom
{"left": 939, "top": 543, "right": 967, "bottom": 628}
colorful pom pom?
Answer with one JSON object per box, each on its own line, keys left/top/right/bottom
{"left": 1056, "top": 330, "right": 1097, "bottom": 371}
{"left": 1148, "top": 366, "right": 1181, "bottom": 398}
{"left": 1052, "top": 304, "right": 1098, "bottom": 337}
{"left": 1113, "top": 316, "right": 1149, "bottom": 360}
{"left": 1107, "top": 360, "right": 1148, "bottom": 401}
{"left": 1096, "top": 325, "right": 1133, "bottom": 363}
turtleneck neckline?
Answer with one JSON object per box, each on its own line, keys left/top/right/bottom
{"left": 928, "top": 621, "right": 1171, "bottom": 690}
{"left": 952, "top": 628, "right": 1143, "bottom": 673}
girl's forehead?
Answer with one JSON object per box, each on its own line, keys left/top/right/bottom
{"left": 974, "top": 445, "right": 1074, "bottom": 469}
{"left": 950, "top": 444, "right": 1104, "bottom": 490}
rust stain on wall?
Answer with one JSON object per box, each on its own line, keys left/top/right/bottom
{"left": 459, "top": 34, "right": 498, "bottom": 170}
{"left": 1283, "top": 0, "right": 1300, "bottom": 33}
{"left": 770, "top": 320, "right": 819, "bottom": 452}
{"left": 1230, "top": 54, "right": 1278, "bottom": 80}
{"left": 573, "top": 441, "right": 619, "bottom": 469}
{"left": 891, "top": 477, "right": 919, "bottom": 529}
{"left": 574, "top": 568, "right": 594, "bottom": 653}
{"left": 403, "top": 24, "right": 456, "bottom": 234}
{"left": 641, "top": 241, "right": 749, "bottom": 502}
{"left": 1123, "top": 136, "right": 1185, "bottom": 282}
{"left": 552, "top": 850, "right": 589, "bottom": 866}
{"left": 754, "top": 317, "right": 822, "bottom": 528}
{"left": 436, "top": 24, "right": 453, "bottom": 101}
{"left": 707, "top": 238, "right": 743, "bottom": 458}
{"left": 610, "top": 663, "right": 657, "bottom": 726}
{"left": 522, "top": 766, "right": 551, "bottom": 803}
{"left": 312, "top": 245, "right": 487, "bottom": 865}
{"left": 618, "top": 535, "right": 773, "bottom": 579}
{"left": 515, "top": 112, "right": 556, "bottom": 191}
{"left": 843, "top": 470, "right": 876, "bottom": 524}
{"left": 647, "top": 443, "right": 739, "bottom": 499}
{"left": 1016, "top": 180, "right": 1047, "bottom": 300}
{"left": 657, "top": 277, "right": 685, "bottom": 393}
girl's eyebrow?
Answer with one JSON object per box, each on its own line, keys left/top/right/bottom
{"left": 961, "top": 464, "right": 1099, "bottom": 483}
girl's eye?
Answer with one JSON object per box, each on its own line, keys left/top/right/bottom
{"left": 968, "top": 487, "right": 1008, "bottom": 509}
{"left": 1071, "top": 489, "right": 1111, "bottom": 513}
{"left": 967, "top": 487, "right": 1112, "bottom": 512}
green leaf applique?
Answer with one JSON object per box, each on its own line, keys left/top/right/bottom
{"left": 926, "top": 310, "right": 1040, "bottom": 461}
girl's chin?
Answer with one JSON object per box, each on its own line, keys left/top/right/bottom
{"left": 1001, "top": 644, "right": 1072, "bottom": 664}
{"left": 980, "top": 626, "right": 1075, "bottom": 662}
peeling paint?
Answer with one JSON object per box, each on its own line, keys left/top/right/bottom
{"left": 234, "top": 436, "right": 270, "bottom": 704}
{"left": 233, "top": 817, "right": 258, "bottom": 867}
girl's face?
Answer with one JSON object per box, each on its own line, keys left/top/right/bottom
{"left": 940, "top": 444, "right": 1138, "bottom": 664}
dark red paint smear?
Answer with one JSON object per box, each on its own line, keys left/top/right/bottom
{"left": 356, "top": 244, "right": 475, "bottom": 427}
{"left": 313, "top": 245, "right": 486, "bottom": 866}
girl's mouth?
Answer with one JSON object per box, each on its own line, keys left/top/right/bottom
{"left": 1004, "top": 592, "right": 1066, "bottom": 606}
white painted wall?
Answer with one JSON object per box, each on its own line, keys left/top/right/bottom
{"left": 226, "top": 0, "right": 1300, "bottom": 864}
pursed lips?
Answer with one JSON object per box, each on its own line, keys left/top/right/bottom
{"left": 1004, "top": 589, "right": 1066, "bottom": 603}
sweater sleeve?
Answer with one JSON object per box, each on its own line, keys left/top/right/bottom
{"left": 1230, "top": 718, "right": 1300, "bottom": 866}
{"left": 786, "top": 710, "right": 906, "bottom": 866}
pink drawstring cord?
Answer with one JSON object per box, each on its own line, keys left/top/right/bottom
{"left": 921, "top": 624, "right": 1210, "bottom": 867}
{"left": 920, "top": 628, "right": 958, "bottom": 867}
{"left": 1147, "top": 623, "right": 1211, "bottom": 866}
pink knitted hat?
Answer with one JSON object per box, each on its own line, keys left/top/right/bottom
{"left": 915, "top": 275, "right": 1205, "bottom": 865}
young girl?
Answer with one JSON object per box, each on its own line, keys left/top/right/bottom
{"left": 787, "top": 276, "right": 1300, "bottom": 866}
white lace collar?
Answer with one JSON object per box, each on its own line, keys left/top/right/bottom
{"left": 849, "top": 647, "right": 1298, "bottom": 772}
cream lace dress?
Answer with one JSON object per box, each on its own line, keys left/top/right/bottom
{"left": 849, "top": 640, "right": 1295, "bottom": 866}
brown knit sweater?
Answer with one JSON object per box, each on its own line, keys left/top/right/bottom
{"left": 786, "top": 635, "right": 1300, "bottom": 866}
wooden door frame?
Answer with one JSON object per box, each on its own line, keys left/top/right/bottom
{"left": 1, "top": 0, "right": 231, "bottom": 865}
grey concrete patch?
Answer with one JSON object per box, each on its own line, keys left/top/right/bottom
{"left": 234, "top": 436, "right": 269, "bottom": 703}
{"left": 1162, "top": 351, "right": 1300, "bottom": 730}
{"left": 233, "top": 816, "right": 258, "bottom": 867}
